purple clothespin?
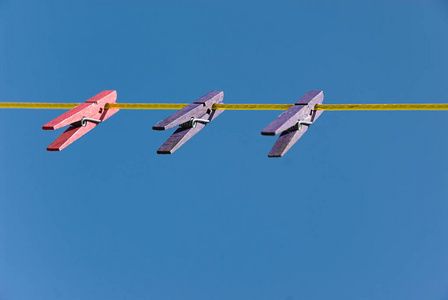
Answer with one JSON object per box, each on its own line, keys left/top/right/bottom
{"left": 261, "top": 90, "right": 324, "bottom": 157}
{"left": 153, "top": 91, "right": 224, "bottom": 154}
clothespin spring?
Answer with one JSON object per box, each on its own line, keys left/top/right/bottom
{"left": 296, "top": 120, "right": 313, "bottom": 131}
{"left": 72, "top": 117, "right": 102, "bottom": 127}
{"left": 179, "top": 117, "right": 210, "bottom": 128}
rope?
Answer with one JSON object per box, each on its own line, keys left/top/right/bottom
{"left": 316, "top": 103, "right": 448, "bottom": 111}
{"left": 0, "top": 103, "right": 79, "bottom": 109}
{"left": 1, "top": 102, "right": 448, "bottom": 111}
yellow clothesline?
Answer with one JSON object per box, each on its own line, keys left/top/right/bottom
{"left": 1, "top": 102, "right": 448, "bottom": 111}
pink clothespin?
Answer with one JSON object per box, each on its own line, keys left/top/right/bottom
{"left": 153, "top": 91, "right": 224, "bottom": 154}
{"left": 42, "top": 90, "right": 119, "bottom": 151}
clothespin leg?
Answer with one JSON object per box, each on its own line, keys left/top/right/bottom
{"left": 268, "top": 125, "right": 310, "bottom": 157}
{"left": 47, "top": 123, "right": 95, "bottom": 151}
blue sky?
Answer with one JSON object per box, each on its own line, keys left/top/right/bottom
{"left": 1, "top": 1, "right": 448, "bottom": 299}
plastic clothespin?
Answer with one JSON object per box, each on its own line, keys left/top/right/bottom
{"left": 261, "top": 90, "right": 324, "bottom": 157}
{"left": 153, "top": 91, "right": 224, "bottom": 154}
{"left": 42, "top": 90, "right": 119, "bottom": 151}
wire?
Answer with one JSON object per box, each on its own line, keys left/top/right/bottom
{"left": 1, "top": 102, "right": 448, "bottom": 111}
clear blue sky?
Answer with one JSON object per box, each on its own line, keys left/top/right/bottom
{"left": 1, "top": 1, "right": 448, "bottom": 299}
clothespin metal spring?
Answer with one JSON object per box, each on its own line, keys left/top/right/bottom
{"left": 296, "top": 120, "right": 313, "bottom": 131}
{"left": 179, "top": 117, "right": 210, "bottom": 129}
{"left": 75, "top": 117, "right": 102, "bottom": 127}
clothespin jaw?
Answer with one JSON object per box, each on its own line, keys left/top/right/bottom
{"left": 153, "top": 91, "right": 224, "bottom": 154}
{"left": 261, "top": 90, "right": 324, "bottom": 157}
{"left": 42, "top": 90, "right": 119, "bottom": 151}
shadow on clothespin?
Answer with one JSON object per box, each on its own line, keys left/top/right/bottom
{"left": 261, "top": 90, "right": 324, "bottom": 157}
{"left": 42, "top": 90, "right": 119, "bottom": 151}
{"left": 153, "top": 91, "right": 224, "bottom": 154}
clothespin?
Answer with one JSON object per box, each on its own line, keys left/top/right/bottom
{"left": 42, "top": 90, "right": 119, "bottom": 151}
{"left": 261, "top": 90, "right": 324, "bottom": 157}
{"left": 153, "top": 91, "right": 224, "bottom": 154}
